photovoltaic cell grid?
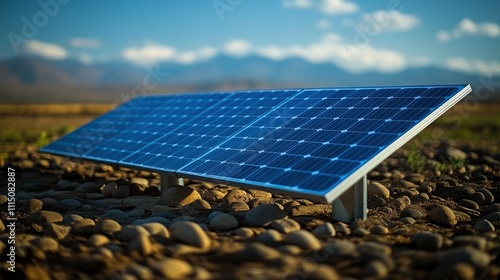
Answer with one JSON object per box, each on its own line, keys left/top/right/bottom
{"left": 41, "top": 85, "right": 471, "bottom": 202}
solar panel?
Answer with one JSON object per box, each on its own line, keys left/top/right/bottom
{"left": 41, "top": 84, "right": 471, "bottom": 221}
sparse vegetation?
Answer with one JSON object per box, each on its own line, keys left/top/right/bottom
{"left": 407, "top": 146, "right": 426, "bottom": 172}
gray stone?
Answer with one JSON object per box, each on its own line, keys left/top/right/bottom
{"left": 427, "top": 263, "right": 475, "bottom": 280}
{"left": 59, "top": 198, "right": 82, "bottom": 210}
{"left": 209, "top": 213, "right": 238, "bottom": 230}
{"left": 132, "top": 217, "right": 172, "bottom": 226}
{"left": 228, "top": 201, "right": 250, "bottom": 212}
{"left": 459, "top": 199, "right": 479, "bottom": 210}
{"left": 476, "top": 189, "right": 494, "bottom": 204}
{"left": 428, "top": 205, "right": 457, "bottom": 226}
{"left": 452, "top": 236, "right": 487, "bottom": 251}
{"left": 142, "top": 222, "right": 170, "bottom": 238}
{"left": 116, "top": 225, "right": 150, "bottom": 242}
{"left": 202, "top": 190, "right": 225, "bottom": 202}
{"left": 111, "top": 185, "right": 129, "bottom": 198}
{"left": 244, "top": 204, "right": 287, "bottom": 227}
{"left": 88, "top": 234, "right": 110, "bottom": 247}
{"left": 127, "top": 208, "right": 145, "bottom": 218}
{"left": 256, "top": 229, "right": 283, "bottom": 243}
{"left": 238, "top": 243, "right": 281, "bottom": 262}
{"left": 232, "top": 227, "right": 254, "bottom": 237}
{"left": 334, "top": 222, "right": 351, "bottom": 235}
{"left": 20, "top": 199, "right": 43, "bottom": 212}
{"left": 482, "top": 211, "right": 500, "bottom": 222}
{"left": 223, "top": 189, "right": 253, "bottom": 205}
{"left": 312, "top": 222, "right": 336, "bottom": 238}
{"left": 358, "top": 242, "right": 391, "bottom": 256}
{"left": 271, "top": 218, "right": 301, "bottom": 234}
{"left": 102, "top": 209, "right": 129, "bottom": 221}
{"left": 160, "top": 185, "right": 201, "bottom": 207}
{"left": 437, "top": 247, "right": 491, "bottom": 269}
{"left": 371, "top": 225, "right": 389, "bottom": 235}
{"left": 473, "top": 219, "right": 495, "bottom": 232}
{"left": 170, "top": 221, "right": 211, "bottom": 248}
{"left": 45, "top": 223, "right": 70, "bottom": 240}
{"left": 40, "top": 197, "right": 57, "bottom": 208}
{"left": 127, "top": 234, "right": 153, "bottom": 255}
{"left": 284, "top": 230, "right": 322, "bottom": 250}
{"left": 401, "top": 207, "right": 426, "bottom": 219}
{"left": 102, "top": 182, "right": 117, "bottom": 196}
{"left": 353, "top": 227, "right": 370, "bottom": 237}
{"left": 191, "top": 199, "right": 212, "bottom": 210}
{"left": 150, "top": 258, "right": 193, "bottom": 279}
{"left": 470, "top": 192, "right": 486, "bottom": 205}
{"left": 62, "top": 214, "right": 83, "bottom": 224}
{"left": 31, "top": 237, "right": 58, "bottom": 252}
{"left": 438, "top": 147, "right": 467, "bottom": 161}
{"left": 25, "top": 211, "right": 63, "bottom": 226}
{"left": 76, "top": 182, "right": 102, "bottom": 193}
{"left": 400, "top": 217, "right": 416, "bottom": 224}
{"left": 305, "top": 264, "right": 340, "bottom": 280}
{"left": 126, "top": 264, "right": 154, "bottom": 280}
{"left": 412, "top": 231, "right": 443, "bottom": 251}
{"left": 368, "top": 182, "right": 390, "bottom": 198}
{"left": 362, "top": 260, "right": 389, "bottom": 278}
{"left": 95, "top": 219, "right": 122, "bottom": 236}
{"left": 72, "top": 219, "right": 95, "bottom": 235}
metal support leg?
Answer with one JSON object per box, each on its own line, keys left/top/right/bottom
{"left": 332, "top": 175, "right": 367, "bottom": 222}
{"left": 160, "top": 173, "right": 184, "bottom": 191}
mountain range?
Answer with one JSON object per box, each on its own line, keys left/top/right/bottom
{"left": 1, "top": 55, "right": 498, "bottom": 103}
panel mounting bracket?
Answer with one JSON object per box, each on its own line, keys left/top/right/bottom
{"left": 331, "top": 175, "right": 367, "bottom": 222}
{"left": 160, "top": 173, "right": 184, "bottom": 190}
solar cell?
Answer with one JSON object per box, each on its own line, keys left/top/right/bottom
{"left": 41, "top": 85, "right": 471, "bottom": 221}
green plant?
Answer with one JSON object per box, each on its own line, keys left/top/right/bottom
{"left": 450, "top": 157, "right": 465, "bottom": 170}
{"left": 407, "top": 146, "right": 426, "bottom": 172}
{"left": 35, "top": 130, "right": 51, "bottom": 148}
{"left": 1, "top": 130, "right": 23, "bottom": 143}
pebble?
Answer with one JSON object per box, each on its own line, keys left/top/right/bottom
{"left": 127, "top": 208, "right": 145, "bottom": 218}
{"left": 239, "top": 243, "right": 282, "bottom": 262}
{"left": 304, "top": 264, "right": 340, "bottom": 280}
{"left": 116, "top": 225, "right": 150, "bottom": 242}
{"left": 25, "top": 211, "right": 63, "bottom": 226}
{"left": 400, "top": 217, "right": 416, "bottom": 224}
{"left": 471, "top": 174, "right": 488, "bottom": 183}
{"left": 247, "top": 189, "right": 272, "bottom": 199}
{"left": 111, "top": 185, "right": 130, "bottom": 198}
{"left": 312, "top": 222, "right": 336, "bottom": 238}
{"left": 223, "top": 189, "right": 252, "bottom": 205}
{"left": 191, "top": 199, "right": 212, "bottom": 210}
{"left": 160, "top": 185, "right": 202, "bottom": 207}
{"left": 228, "top": 201, "right": 250, "bottom": 212}
{"left": 88, "top": 234, "right": 110, "bottom": 247}
{"left": 358, "top": 242, "right": 391, "bottom": 256}
{"left": 101, "top": 182, "right": 117, "bottom": 196}
{"left": 233, "top": 227, "right": 254, "bottom": 237}
{"left": 131, "top": 177, "right": 149, "bottom": 187}
{"left": 459, "top": 199, "right": 480, "bottom": 210}
{"left": 45, "top": 223, "right": 70, "bottom": 240}
{"left": 257, "top": 229, "right": 283, "bottom": 243}
{"left": 142, "top": 222, "right": 170, "bottom": 238}
{"left": 371, "top": 225, "right": 389, "bottom": 235}
{"left": 476, "top": 189, "right": 494, "bottom": 204}
{"left": 62, "top": 214, "right": 83, "bottom": 224}
{"left": 59, "top": 198, "right": 82, "bottom": 210}
{"left": 470, "top": 192, "right": 486, "bottom": 205}
{"left": 202, "top": 190, "right": 226, "bottom": 202}
{"left": 244, "top": 204, "right": 287, "bottom": 227}
{"left": 284, "top": 230, "right": 322, "bottom": 250}
{"left": 209, "top": 213, "right": 238, "bottom": 230}
{"left": 427, "top": 263, "right": 475, "bottom": 280}
{"left": 132, "top": 217, "right": 172, "bottom": 226}
{"left": 334, "top": 222, "right": 351, "bottom": 235}
{"left": 31, "top": 237, "right": 59, "bottom": 252}
{"left": 481, "top": 211, "right": 500, "bottom": 222}
{"left": 473, "top": 219, "right": 495, "bottom": 232}
{"left": 20, "top": 199, "right": 43, "bottom": 212}
{"left": 290, "top": 204, "right": 331, "bottom": 216}
{"left": 128, "top": 234, "right": 153, "bottom": 255}
{"left": 95, "top": 219, "right": 122, "bottom": 236}
{"left": 427, "top": 205, "right": 457, "bottom": 226}
{"left": 0, "top": 220, "right": 4, "bottom": 232}
{"left": 452, "top": 236, "right": 487, "bottom": 251}
{"left": 150, "top": 258, "right": 193, "bottom": 279}
{"left": 72, "top": 219, "right": 96, "bottom": 235}
{"left": 40, "top": 197, "right": 57, "bottom": 208}
{"left": 0, "top": 194, "right": 7, "bottom": 205}
{"left": 362, "top": 260, "right": 389, "bottom": 278}
{"left": 76, "top": 182, "right": 102, "bottom": 193}
{"left": 102, "top": 209, "right": 129, "bottom": 221}
{"left": 353, "top": 227, "right": 370, "bottom": 237}
{"left": 271, "top": 218, "right": 301, "bottom": 234}
{"left": 485, "top": 203, "right": 500, "bottom": 214}
{"left": 437, "top": 247, "right": 491, "bottom": 269}
{"left": 412, "top": 231, "right": 443, "bottom": 251}
{"left": 401, "top": 207, "right": 426, "bottom": 219}
{"left": 438, "top": 147, "right": 467, "bottom": 160}
{"left": 170, "top": 221, "right": 211, "bottom": 248}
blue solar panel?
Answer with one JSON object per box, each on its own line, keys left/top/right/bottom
{"left": 41, "top": 85, "right": 471, "bottom": 202}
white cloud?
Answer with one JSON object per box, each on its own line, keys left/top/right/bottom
{"left": 20, "top": 40, "right": 67, "bottom": 59}
{"left": 319, "top": 0, "right": 358, "bottom": 15}
{"left": 317, "top": 19, "right": 330, "bottom": 29}
{"left": 69, "top": 38, "right": 101, "bottom": 48}
{"left": 123, "top": 44, "right": 217, "bottom": 64}
{"left": 282, "top": 0, "right": 312, "bottom": 8}
{"left": 223, "top": 39, "right": 252, "bottom": 57}
{"left": 282, "top": 0, "right": 357, "bottom": 15}
{"left": 437, "top": 18, "right": 500, "bottom": 42}
{"left": 360, "top": 10, "right": 419, "bottom": 32}
{"left": 446, "top": 57, "right": 500, "bottom": 76}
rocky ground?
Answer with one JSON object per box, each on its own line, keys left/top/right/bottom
{"left": 1, "top": 139, "right": 500, "bottom": 280}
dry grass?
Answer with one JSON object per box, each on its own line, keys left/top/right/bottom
{"left": 0, "top": 103, "right": 114, "bottom": 115}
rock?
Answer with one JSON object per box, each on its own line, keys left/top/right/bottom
{"left": 427, "top": 205, "right": 457, "bottom": 226}
{"left": 481, "top": 212, "right": 500, "bottom": 222}
{"left": 127, "top": 264, "right": 154, "bottom": 280}
{"left": 371, "top": 225, "right": 389, "bottom": 235}
{"left": 131, "top": 177, "right": 149, "bottom": 187}
{"left": 62, "top": 214, "right": 83, "bottom": 224}
{"left": 470, "top": 192, "right": 486, "bottom": 205}
{"left": 428, "top": 263, "right": 475, "bottom": 280}
{"left": 459, "top": 199, "right": 479, "bottom": 210}
{"left": 132, "top": 217, "right": 172, "bottom": 226}
{"left": 284, "top": 230, "right": 322, "bottom": 250}
{"left": 473, "top": 219, "right": 495, "bottom": 232}
{"left": 20, "top": 199, "right": 43, "bottom": 212}
{"left": 400, "top": 217, "right": 416, "bottom": 224}
{"left": 102, "top": 209, "right": 129, "bottom": 221}
{"left": 334, "top": 222, "right": 351, "bottom": 235}
{"left": 323, "top": 241, "right": 357, "bottom": 258}
{"left": 25, "top": 211, "right": 63, "bottom": 226}
{"left": 223, "top": 189, "right": 252, "bottom": 205}
{"left": 437, "top": 247, "right": 491, "bottom": 269}
{"left": 0, "top": 195, "right": 7, "bottom": 205}
{"left": 150, "top": 258, "right": 193, "bottom": 279}
{"left": 353, "top": 227, "right": 370, "bottom": 237}
{"left": 290, "top": 204, "right": 331, "bottom": 216}
{"left": 209, "top": 213, "right": 238, "bottom": 230}
{"left": 438, "top": 147, "right": 467, "bottom": 161}
{"left": 0, "top": 220, "right": 4, "bottom": 232}
{"left": 152, "top": 205, "right": 176, "bottom": 215}
{"left": 471, "top": 174, "right": 488, "bottom": 183}
{"left": 476, "top": 189, "right": 494, "bottom": 204}
{"left": 128, "top": 234, "right": 153, "bottom": 255}
{"left": 304, "top": 264, "right": 340, "bottom": 280}
{"left": 160, "top": 185, "right": 202, "bottom": 207}
{"left": 368, "top": 182, "right": 390, "bottom": 198}
{"left": 76, "top": 182, "right": 102, "bottom": 193}
{"left": 59, "top": 198, "right": 82, "bottom": 210}
{"left": 233, "top": 227, "right": 254, "bottom": 237}
{"left": 257, "top": 229, "right": 283, "bottom": 243}
{"left": 127, "top": 208, "right": 145, "bottom": 218}
{"left": 401, "top": 207, "right": 426, "bottom": 219}
{"left": 102, "top": 182, "right": 117, "bottom": 196}
{"left": 239, "top": 243, "right": 281, "bottom": 261}
{"left": 170, "top": 221, "right": 211, "bottom": 248}
{"left": 452, "top": 236, "right": 487, "bottom": 251}
{"left": 142, "top": 223, "right": 170, "bottom": 238}
{"left": 40, "top": 197, "right": 57, "bottom": 208}
{"left": 485, "top": 203, "right": 500, "bottom": 214}
{"left": 412, "top": 231, "right": 443, "bottom": 251}
{"left": 244, "top": 204, "right": 287, "bottom": 227}
{"left": 358, "top": 242, "right": 391, "bottom": 256}
{"left": 95, "top": 219, "right": 122, "bottom": 236}
{"left": 228, "top": 201, "right": 250, "bottom": 212}
{"left": 89, "top": 234, "right": 110, "bottom": 247}
{"left": 407, "top": 173, "right": 425, "bottom": 184}
{"left": 31, "top": 237, "right": 58, "bottom": 252}
{"left": 362, "top": 260, "right": 389, "bottom": 278}
{"left": 202, "top": 190, "right": 226, "bottom": 202}
{"left": 191, "top": 199, "right": 212, "bottom": 210}
{"left": 247, "top": 189, "right": 272, "bottom": 199}
{"left": 312, "top": 222, "right": 336, "bottom": 238}
{"left": 111, "top": 185, "right": 130, "bottom": 198}
{"left": 24, "top": 264, "right": 51, "bottom": 280}
{"left": 271, "top": 218, "right": 301, "bottom": 234}
{"left": 116, "top": 225, "right": 150, "bottom": 242}
{"left": 45, "top": 223, "right": 70, "bottom": 240}
{"left": 72, "top": 219, "right": 96, "bottom": 235}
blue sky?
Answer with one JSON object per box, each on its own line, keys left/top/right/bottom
{"left": 1, "top": 0, "right": 499, "bottom": 75}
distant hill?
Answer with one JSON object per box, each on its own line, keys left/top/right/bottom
{"left": 1, "top": 55, "right": 499, "bottom": 103}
